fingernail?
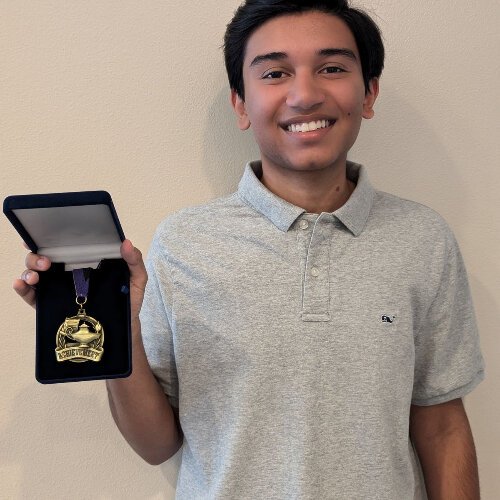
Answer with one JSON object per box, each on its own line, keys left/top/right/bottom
{"left": 37, "top": 258, "right": 45, "bottom": 267}
{"left": 22, "top": 271, "right": 32, "bottom": 281}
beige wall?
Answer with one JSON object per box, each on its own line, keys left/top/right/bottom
{"left": 1, "top": 1, "right": 498, "bottom": 498}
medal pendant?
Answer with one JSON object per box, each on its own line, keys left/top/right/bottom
{"left": 55, "top": 306, "right": 104, "bottom": 363}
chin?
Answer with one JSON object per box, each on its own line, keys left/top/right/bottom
{"left": 284, "top": 158, "right": 340, "bottom": 172}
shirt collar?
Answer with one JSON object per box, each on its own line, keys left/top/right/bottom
{"left": 237, "top": 160, "right": 375, "bottom": 236}
{"left": 335, "top": 161, "right": 375, "bottom": 236}
{"left": 238, "top": 161, "right": 305, "bottom": 232}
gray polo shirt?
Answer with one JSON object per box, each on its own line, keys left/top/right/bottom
{"left": 141, "top": 161, "right": 485, "bottom": 500}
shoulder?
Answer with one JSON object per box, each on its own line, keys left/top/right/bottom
{"left": 150, "top": 191, "right": 254, "bottom": 254}
{"left": 370, "top": 190, "right": 456, "bottom": 248}
{"left": 373, "top": 190, "right": 449, "bottom": 230}
{"left": 364, "top": 190, "right": 463, "bottom": 279}
{"left": 156, "top": 193, "right": 236, "bottom": 232}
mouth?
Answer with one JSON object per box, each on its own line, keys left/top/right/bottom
{"left": 282, "top": 119, "right": 335, "bottom": 133}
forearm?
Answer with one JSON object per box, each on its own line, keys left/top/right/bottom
{"left": 106, "top": 318, "right": 183, "bottom": 465}
{"left": 411, "top": 417, "right": 480, "bottom": 499}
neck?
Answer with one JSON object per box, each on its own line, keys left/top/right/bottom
{"left": 260, "top": 162, "right": 355, "bottom": 214}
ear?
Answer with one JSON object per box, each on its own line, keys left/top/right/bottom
{"left": 230, "top": 90, "right": 251, "bottom": 130}
{"left": 362, "top": 78, "right": 379, "bottom": 119}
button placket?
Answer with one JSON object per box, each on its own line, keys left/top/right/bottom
{"left": 301, "top": 214, "right": 331, "bottom": 321}
{"left": 296, "top": 215, "right": 315, "bottom": 279}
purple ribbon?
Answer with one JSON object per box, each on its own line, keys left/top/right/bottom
{"left": 73, "top": 268, "right": 89, "bottom": 301}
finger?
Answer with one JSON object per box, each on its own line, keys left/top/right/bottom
{"left": 25, "top": 252, "right": 51, "bottom": 271}
{"left": 120, "top": 240, "right": 147, "bottom": 287}
{"left": 20, "top": 269, "right": 40, "bottom": 286}
{"left": 13, "top": 278, "right": 37, "bottom": 307}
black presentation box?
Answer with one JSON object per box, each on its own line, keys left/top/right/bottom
{"left": 3, "top": 191, "right": 131, "bottom": 383}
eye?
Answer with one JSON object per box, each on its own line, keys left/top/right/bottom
{"left": 262, "top": 70, "right": 287, "bottom": 79}
{"left": 321, "top": 66, "right": 346, "bottom": 74}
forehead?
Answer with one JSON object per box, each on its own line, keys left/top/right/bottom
{"left": 243, "top": 11, "right": 360, "bottom": 66}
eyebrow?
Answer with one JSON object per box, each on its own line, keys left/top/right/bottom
{"left": 318, "top": 48, "right": 357, "bottom": 61}
{"left": 249, "top": 51, "right": 287, "bottom": 67}
{"left": 249, "top": 48, "right": 357, "bottom": 67}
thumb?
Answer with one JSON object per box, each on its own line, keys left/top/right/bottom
{"left": 120, "top": 239, "right": 147, "bottom": 288}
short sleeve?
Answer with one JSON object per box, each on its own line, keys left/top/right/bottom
{"left": 140, "top": 226, "right": 179, "bottom": 408}
{"left": 412, "top": 227, "right": 485, "bottom": 406}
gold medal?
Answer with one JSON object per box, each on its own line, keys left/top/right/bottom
{"left": 55, "top": 270, "right": 104, "bottom": 363}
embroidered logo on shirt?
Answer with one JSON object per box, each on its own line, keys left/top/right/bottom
{"left": 381, "top": 315, "right": 396, "bottom": 324}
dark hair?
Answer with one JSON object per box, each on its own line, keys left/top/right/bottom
{"left": 223, "top": 0, "right": 384, "bottom": 99}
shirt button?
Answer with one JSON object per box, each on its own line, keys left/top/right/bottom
{"left": 311, "top": 267, "right": 319, "bottom": 277}
{"left": 299, "top": 220, "right": 309, "bottom": 230}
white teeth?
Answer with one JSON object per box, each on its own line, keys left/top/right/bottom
{"left": 287, "top": 120, "right": 331, "bottom": 133}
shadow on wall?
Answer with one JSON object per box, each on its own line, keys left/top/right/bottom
{"left": 465, "top": 275, "right": 498, "bottom": 500}
{"left": 202, "top": 86, "right": 260, "bottom": 198}
{"left": 350, "top": 81, "right": 473, "bottom": 219}
{"left": 0, "top": 382, "right": 178, "bottom": 499}
{"left": 468, "top": 274, "right": 499, "bottom": 392}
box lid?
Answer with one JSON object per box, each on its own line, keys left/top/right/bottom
{"left": 4, "top": 191, "right": 125, "bottom": 269}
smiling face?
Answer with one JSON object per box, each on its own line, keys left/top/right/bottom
{"left": 231, "top": 11, "right": 379, "bottom": 177}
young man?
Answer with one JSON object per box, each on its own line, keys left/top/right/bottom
{"left": 15, "top": 1, "right": 485, "bottom": 498}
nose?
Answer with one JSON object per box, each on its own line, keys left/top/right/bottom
{"left": 286, "top": 71, "right": 325, "bottom": 110}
